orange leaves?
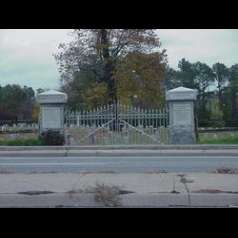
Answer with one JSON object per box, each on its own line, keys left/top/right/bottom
{"left": 114, "top": 51, "right": 167, "bottom": 107}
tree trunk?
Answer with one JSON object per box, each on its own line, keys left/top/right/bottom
{"left": 231, "top": 90, "right": 237, "bottom": 122}
{"left": 106, "top": 62, "right": 117, "bottom": 105}
{"left": 217, "top": 83, "right": 224, "bottom": 119}
{"left": 218, "top": 91, "right": 223, "bottom": 110}
{"left": 100, "top": 30, "right": 118, "bottom": 131}
{"left": 100, "top": 29, "right": 117, "bottom": 105}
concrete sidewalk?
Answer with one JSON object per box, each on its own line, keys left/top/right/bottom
{"left": 0, "top": 172, "right": 238, "bottom": 207}
{"left": 1, "top": 173, "right": 238, "bottom": 194}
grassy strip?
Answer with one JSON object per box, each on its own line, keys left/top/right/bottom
{"left": 198, "top": 135, "right": 238, "bottom": 144}
{"left": 1, "top": 133, "right": 238, "bottom": 145}
{"left": 0, "top": 139, "right": 43, "bottom": 146}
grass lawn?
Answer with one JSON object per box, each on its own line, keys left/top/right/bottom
{"left": 0, "top": 132, "right": 42, "bottom": 146}
{"left": 0, "top": 138, "right": 43, "bottom": 146}
{"left": 198, "top": 131, "right": 238, "bottom": 144}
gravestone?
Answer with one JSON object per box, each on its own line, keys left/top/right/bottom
{"left": 166, "top": 87, "right": 198, "bottom": 144}
{"left": 37, "top": 90, "right": 68, "bottom": 135}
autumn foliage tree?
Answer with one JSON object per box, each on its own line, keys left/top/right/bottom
{"left": 55, "top": 29, "right": 167, "bottom": 110}
{"left": 115, "top": 51, "right": 167, "bottom": 107}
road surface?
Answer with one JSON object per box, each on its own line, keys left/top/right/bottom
{"left": 1, "top": 155, "right": 238, "bottom": 173}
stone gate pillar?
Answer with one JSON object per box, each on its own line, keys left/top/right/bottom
{"left": 166, "top": 87, "right": 198, "bottom": 144}
{"left": 37, "top": 90, "right": 68, "bottom": 135}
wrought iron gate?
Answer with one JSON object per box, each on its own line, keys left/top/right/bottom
{"left": 65, "top": 102, "right": 169, "bottom": 145}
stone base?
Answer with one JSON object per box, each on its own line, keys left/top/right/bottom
{"left": 168, "top": 125, "right": 196, "bottom": 145}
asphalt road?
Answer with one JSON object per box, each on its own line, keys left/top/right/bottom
{"left": 1, "top": 155, "right": 238, "bottom": 173}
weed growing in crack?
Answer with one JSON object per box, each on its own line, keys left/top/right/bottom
{"left": 178, "top": 174, "right": 194, "bottom": 207}
{"left": 93, "top": 183, "right": 122, "bottom": 207}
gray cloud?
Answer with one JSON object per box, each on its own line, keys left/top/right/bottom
{"left": 0, "top": 29, "right": 72, "bottom": 90}
{"left": 0, "top": 29, "right": 238, "bottom": 90}
{"left": 158, "top": 29, "right": 238, "bottom": 68}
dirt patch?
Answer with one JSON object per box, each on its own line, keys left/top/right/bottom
{"left": 193, "top": 189, "right": 224, "bottom": 194}
{"left": 67, "top": 188, "right": 134, "bottom": 196}
{"left": 18, "top": 191, "right": 55, "bottom": 196}
{"left": 118, "top": 190, "right": 134, "bottom": 195}
{"left": 213, "top": 168, "right": 238, "bottom": 174}
{"left": 193, "top": 189, "right": 238, "bottom": 194}
{"left": 145, "top": 170, "right": 168, "bottom": 174}
{"left": 0, "top": 168, "right": 15, "bottom": 174}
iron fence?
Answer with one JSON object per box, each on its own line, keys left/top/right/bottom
{"left": 65, "top": 102, "right": 169, "bottom": 145}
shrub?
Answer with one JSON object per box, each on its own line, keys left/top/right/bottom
{"left": 40, "top": 130, "right": 65, "bottom": 146}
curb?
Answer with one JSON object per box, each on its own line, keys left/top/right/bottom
{"left": 0, "top": 149, "right": 238, "bottom": 157}
{"left": 0, "top": 144, "right": 238, "bottom": 151}
{"left": 0, "top": 193, "right": 238, "bottom": 208}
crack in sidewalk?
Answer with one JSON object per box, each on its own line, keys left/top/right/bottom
{"left": 178, "top": 174, "right": 194, "bottom": 207}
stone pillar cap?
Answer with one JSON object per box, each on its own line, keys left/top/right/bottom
{"left": 166, "top": 86, "right": 198, "bottom": 101}
{"left": 37, "top": 90, "right": 68, "bottom": 104}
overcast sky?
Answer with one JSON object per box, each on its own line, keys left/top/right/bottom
{"left": 0, "top": 29, "right": 238, "bottom": 91}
